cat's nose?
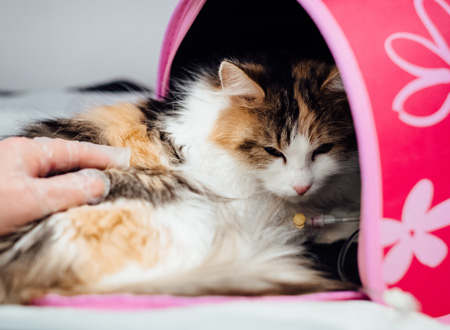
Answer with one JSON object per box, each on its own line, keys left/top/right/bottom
{"left": 293, "top": 185, "right": 311, "bottom": 195}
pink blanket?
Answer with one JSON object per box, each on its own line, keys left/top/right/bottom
{"left": 31, "top": 291, "right": 367, "bottom": 310}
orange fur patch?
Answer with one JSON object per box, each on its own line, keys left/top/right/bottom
{"left": 209, "top": 106, "right": 260, "bottom": 152}
{"left": 68, "top": 201, "right": 168, "bottom": 283}
{"left": 209, "top": 104, "right": 280, "bottom": 168}
{"left": 79, "top": 103, "right": 166, "bottom": 168}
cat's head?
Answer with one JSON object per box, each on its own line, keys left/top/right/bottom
{"left": 209, "top": 58, "right": 358, "bottom": 202}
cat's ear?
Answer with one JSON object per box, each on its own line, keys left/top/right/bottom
{"left": 219, "top": 61, "right": 265, "bottom": 106}
{"left": 321, "top": 67, "right": 345, "bottom": 93}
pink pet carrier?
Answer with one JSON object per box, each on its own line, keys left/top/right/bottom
{"left": 156, "top": 0, "right": 450, "bottom": 321}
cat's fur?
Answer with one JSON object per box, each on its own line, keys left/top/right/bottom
{"left": 0, "top": 57, "right": 360, "bottom": 303}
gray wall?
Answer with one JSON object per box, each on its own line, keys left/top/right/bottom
{"left": 0, "top": 0, "right": 179, "bottom": 91}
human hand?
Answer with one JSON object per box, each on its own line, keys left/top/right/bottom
{"left": 0, "top": 137, "right": 130, "bottom": 235}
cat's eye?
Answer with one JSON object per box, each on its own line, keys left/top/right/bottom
{"left": 264, "top": 147, "right": 286, "bottom": 161}
{"left": 312, "top": 143, "right": 334, "bottom": 161}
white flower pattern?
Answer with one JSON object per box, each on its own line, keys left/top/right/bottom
{"left": 385, "top": 0, "right": 450, "bottom": 127}
{"left": 381, "top": 179, "right": 450, "bottom": 285}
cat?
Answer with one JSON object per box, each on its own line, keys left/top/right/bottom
{"left": 0, "top": 56, "right": 360, "bottom": 304}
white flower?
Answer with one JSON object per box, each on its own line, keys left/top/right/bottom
{"left": 385, "top": 0, "right": 450, "bottom": 127}
{"left": 381, "top": 179, "right": 450, "bottom": 285}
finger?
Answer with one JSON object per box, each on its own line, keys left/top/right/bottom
{"left": 79, "top": 141, "right": 131, "bottom": 169}
{"left": 27, "top": 169, "right": 111, "bottom": 218}
{"left": 31, "top": 138, "right": 130, "bottom": 177}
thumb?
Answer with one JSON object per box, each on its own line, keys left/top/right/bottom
{"left": 32, "top": 169, "right": 111, "bottom": 217}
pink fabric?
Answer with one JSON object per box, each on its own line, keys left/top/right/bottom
{"left": 156, "top": 0, "right": 207, "bottom": 98}
{"left": 31, "top": 291, "right": 367, "bottom": 310}
{"left": 306, "top": 0, "right": 450, "bottom": 318}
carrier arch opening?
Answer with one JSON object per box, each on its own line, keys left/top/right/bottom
{"left": 157, "top": 0, "right": 386, "bottom": 312}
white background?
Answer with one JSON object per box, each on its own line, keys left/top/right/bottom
{"left": 0, "top": 0, "right": 179, "bottom": 91}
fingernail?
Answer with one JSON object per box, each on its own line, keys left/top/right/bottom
{"left": 80, "top": 142, "right": 131, "bottom": 169}
{"left": 76, "top": 168, "right": 111, "bottom": 204}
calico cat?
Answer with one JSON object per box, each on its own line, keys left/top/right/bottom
{"left": 0, "top": 57, "right": 360, "bottom": 303}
